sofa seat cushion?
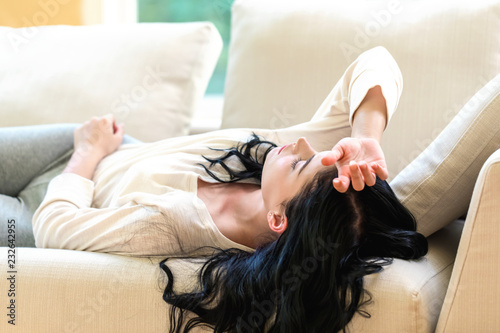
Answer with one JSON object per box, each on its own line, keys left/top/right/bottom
{"left": 0, "top": 220, "right": 462, "bottom": 332}
{"left": 348, "top": 219, "right": 462, "bottom": 332}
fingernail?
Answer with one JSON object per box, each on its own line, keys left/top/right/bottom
{"left": 349, "top": 160, "right": 356, "bottom": 166}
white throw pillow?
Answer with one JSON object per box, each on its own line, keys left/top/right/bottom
{"left": 221, "top": 0, "right": 500, "bottom": 178}
{"left": 0, "top": 23, "right": 222, "bottom": 142}
{"left": 391, "top": 74, "right": 500, "bottom": 237}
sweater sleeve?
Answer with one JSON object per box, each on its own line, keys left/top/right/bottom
{"left": 32, "top": 173, "right": 162, "bottom": 254}
{"left": 312, "top": 46, "right": 403, "bottom": 125}
{"left": 273, "top": 46, "right": 403, "bottom": 150}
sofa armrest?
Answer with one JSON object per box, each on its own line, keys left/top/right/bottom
{"left": 436, "top": 149, "right": 500, "bottom": 332}
{"left": 0, "top": 248, "right": 206, "bottom": 333}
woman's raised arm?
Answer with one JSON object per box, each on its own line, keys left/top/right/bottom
{"left": 322, "top": 85, "right": 389, "bottom": 192}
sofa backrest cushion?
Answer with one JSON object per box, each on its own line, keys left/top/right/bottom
{"left": 221, "top": 0, "right": 500, "bottom": 178}
{"left": 0, "top": 23, "right": 222, "bottom": 142}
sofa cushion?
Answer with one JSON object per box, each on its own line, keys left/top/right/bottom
{"left": 221, "top": 0, "right": 500, "bottom": 178}
{"left": 0, "top": 23, "right": 222, "bottom": 142}
{"left": 0, "top": 220, "right": 462, "bottom": 333}
{"left": 349, "top": 219, "right": 462, "bottom": 332}
{"left": 391, "top": 74, "right": 500, "bottom": 237}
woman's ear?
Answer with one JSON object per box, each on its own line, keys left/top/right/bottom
{"left": 267, "top": 211, "right": 288, "bottom": 234}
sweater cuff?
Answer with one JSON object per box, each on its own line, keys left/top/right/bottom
{"left": 45, "top": 173, "right": 95, "bottom": 208}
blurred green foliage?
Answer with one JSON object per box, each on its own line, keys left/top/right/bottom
{"left": 138, "top": 0, "right": 235, "bottom": 95}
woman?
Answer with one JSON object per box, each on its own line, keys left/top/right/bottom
{"left": 160, "top": 134, "right": 427, "bottom": 333}
{"left": 1, "top": 46, "right": 427, "bottom": 331}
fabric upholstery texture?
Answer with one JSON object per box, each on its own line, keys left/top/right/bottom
{"left": 348, "top": 220, "right": 462, "bottom": 332}
{"left": 0, "top": 220, "right": 460, "bottom": 333}
{"left": 1, "top": 248, "right": 171, "bottom": 332}
{"left": 221, "top": 0, "right": 500, "bottom": 178}
{"left": 391, "top": 74, "right": 500, "bottom": 237}
{"left": 436, "top": 149, "right": 500, "bottom": 332}
{"left": 0, "top": 23, "right": 222, "bottom": 142}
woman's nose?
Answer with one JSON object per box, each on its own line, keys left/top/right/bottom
{"left": 293, "top": 137, "right": 312, "bottom": 153}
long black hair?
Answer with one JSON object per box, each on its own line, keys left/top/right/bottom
{"left": 160, "top": 134, "right": 428, "bottom": 333}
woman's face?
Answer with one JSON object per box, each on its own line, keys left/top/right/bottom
{"left": 262, "top": 137, "right": 332, "bottom": 213}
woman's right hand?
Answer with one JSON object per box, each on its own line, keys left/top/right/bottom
{"left": 73, "top": 114, "right": 124, "bottom": 160}
{"left": 321, "top": 137, "right": 388, "bottom": 192}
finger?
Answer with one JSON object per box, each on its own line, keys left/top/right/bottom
{"left": 103, "top": 113, "right": 115, "bottom": 122}
{"left": 359, "top": 161, "right": 376, "bottom": 186}
{"left": 321, "top": 145, "right": 344, "bottom": 166}
{"left": 101, "top": 114, "right": 116, "bottom": 130}
{"left": 349, "top": 161, "right": 365, "bottom": 191}
{"left": 110, "top": 125, "right": 125, "bottom": 149}
{"left": 333, "top": 176, "right": 349, "bottom": 193}
{"left": 114, "top": 123, "right": 125, "bottom": 137}
{"left": 372, "top": 162, "right": 389, "bottom": 180}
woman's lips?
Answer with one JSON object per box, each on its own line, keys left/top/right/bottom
{"left": 278, "top": 144, "right": 289, "bottom": 155}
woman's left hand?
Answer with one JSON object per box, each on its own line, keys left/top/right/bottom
{"left": 73, "top": 114, "right": 124, "bottom": 160}
{"left": 321, "top": 137, "right": 388, "bottom": 192}
{"left": 64, "top": 114, "right": 124, "bottom": 180}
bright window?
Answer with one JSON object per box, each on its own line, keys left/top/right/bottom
{"left": 137, "top": 0, "right": 235, "bottom": 95}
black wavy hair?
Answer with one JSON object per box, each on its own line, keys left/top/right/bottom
{"left": 160, "top": 134, "right": 428, "bottom": 333}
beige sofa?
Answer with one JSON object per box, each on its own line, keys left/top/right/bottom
{"left": 1, "top": 0, "right": 500, "bottom": 332}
